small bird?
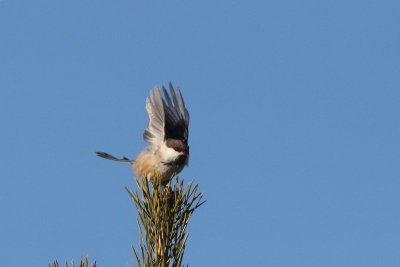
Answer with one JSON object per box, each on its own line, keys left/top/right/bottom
{"left": 96, "top": 82, "right": 190, "bottom": 184}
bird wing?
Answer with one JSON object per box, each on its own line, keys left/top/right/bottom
{"left": 143, "top": 83, "right": 189, "bottom": 146}
{"left": 162, "top": 82, "right": 189, "bottom": 143}
{"left": 143, "top": 87, "right": 166, "bottom": 146}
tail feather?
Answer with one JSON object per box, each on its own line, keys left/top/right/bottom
{"left": 96, "top": 151, "right": 134, "bottom": 163}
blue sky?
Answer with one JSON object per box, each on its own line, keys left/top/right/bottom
{"left": 1, "top": 0, "right": 399, "bottom": 266}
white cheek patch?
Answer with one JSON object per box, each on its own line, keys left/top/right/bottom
{"left": 160, "top": 143, "right": 181, "bottom": 162}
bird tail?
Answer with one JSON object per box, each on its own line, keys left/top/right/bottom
{"left": 96, "top": 151, "right": 134, "bottom": 163}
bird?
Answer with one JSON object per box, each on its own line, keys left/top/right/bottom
{"left": 96, "top": 82, "right": 190, "bottom": 185}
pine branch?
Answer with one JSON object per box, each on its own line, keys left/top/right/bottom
{"left": 49, "top": 256, "right": 96, "bottom": 267}
{"left": 126, "top": 176, "right": 205, "bottom": 267}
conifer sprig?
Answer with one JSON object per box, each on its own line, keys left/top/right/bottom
{"left": 49, "top": 256, "right": 96, "bottom": 267}
{"left": 126, "top": 176, "right": 205, "bottom": 267}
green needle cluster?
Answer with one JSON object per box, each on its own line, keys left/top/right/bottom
{"left": 126, "top": 176, "right": 205, "bottom": 267}
{"left": 49, "top": 177, "right": 204, "bottom": 267}
{"left": 49, "top": 256, "right": 96, "bottom": 267}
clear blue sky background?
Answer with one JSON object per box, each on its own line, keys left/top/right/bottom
{"left": 1, "top": 0, "right": 399, "bottom": 266}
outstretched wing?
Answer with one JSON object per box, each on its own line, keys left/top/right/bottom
{"left": 143, "top": 82, "right": 189, "bottom": 146}
{"left": 162, "top": 83, "right": 189, "bottom": 143}
{"left": 143, "top": 87, "right": 165, "bottom": 146}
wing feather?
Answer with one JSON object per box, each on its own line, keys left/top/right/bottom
{"left": 143, "top": 87, "right": 165, "bottom": 146}
{"left": 143, "top": 83, "right": 189, "bottom": 146}
{"left": 164, "top": 83, "right": 189, "bottom": 142}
